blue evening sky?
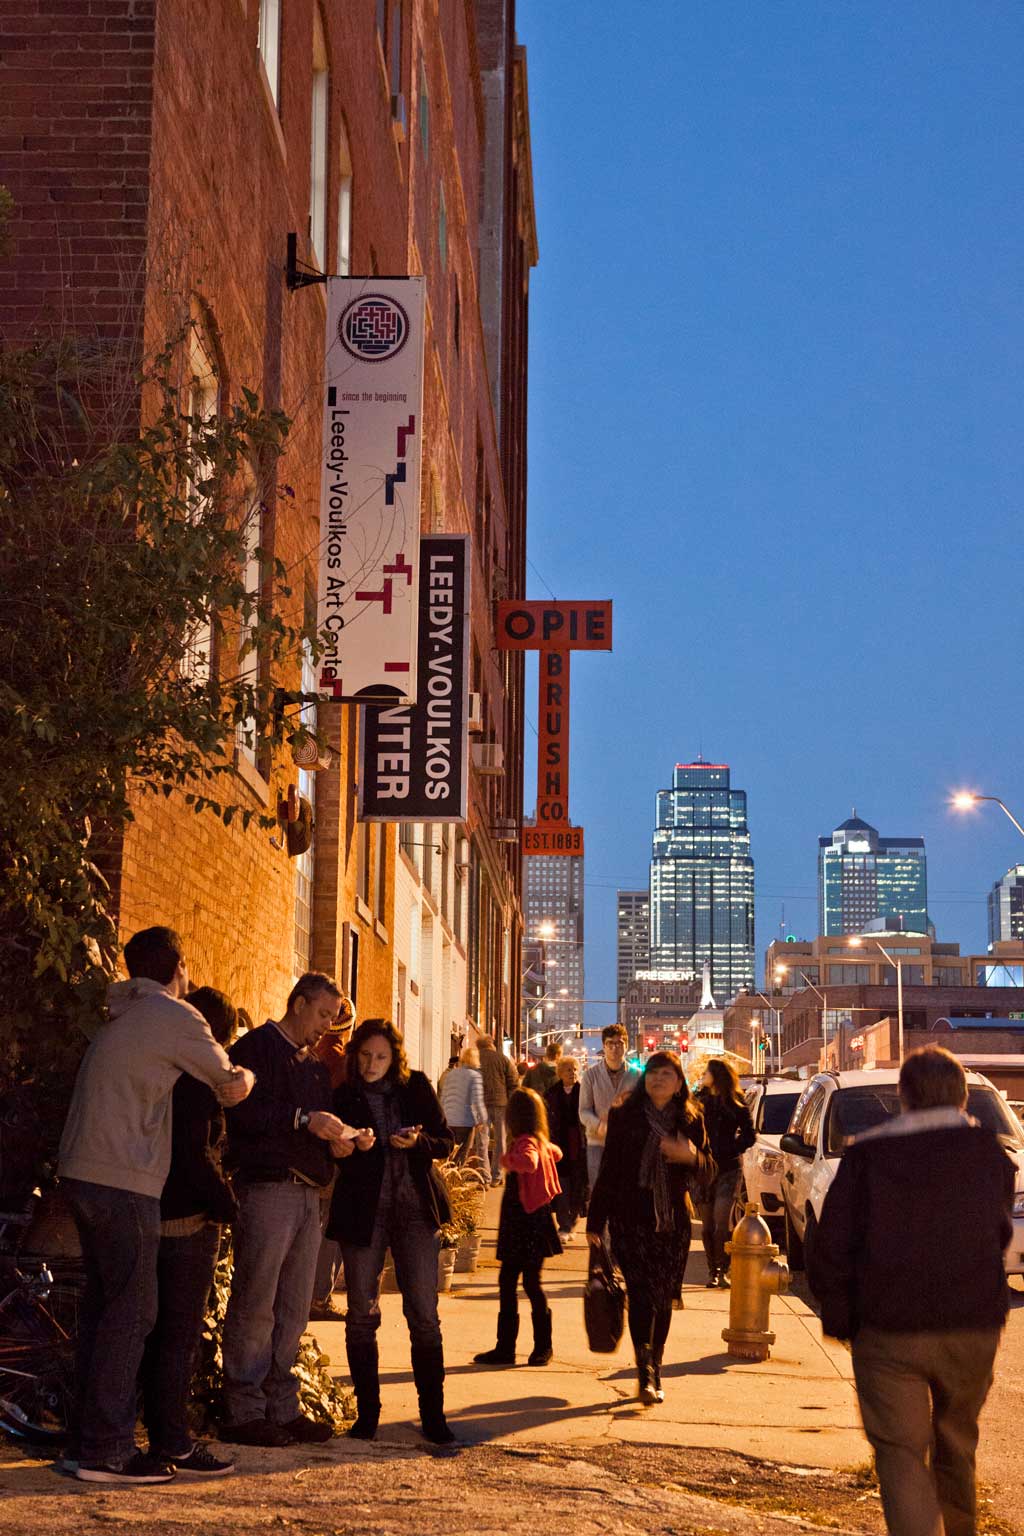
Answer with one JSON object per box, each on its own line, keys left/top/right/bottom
{"left": 516, "top": 1, "right": 1024, "bottom": 1027}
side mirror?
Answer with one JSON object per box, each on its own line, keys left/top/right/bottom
{"left": 780, "top": 1131, "right": 815, "bottom": 1160}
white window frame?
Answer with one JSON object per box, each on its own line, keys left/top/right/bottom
{"left": 337, "top": 119, "right": 352, "bottom": 276}
{"left": 258, "top": 0, "right": 282, "bottom": 107}
{"left": 309, "top": 12, "right": 329, "bottom": 269}
{"left": 182, "top": 329, "right": 218, "bottom": 685}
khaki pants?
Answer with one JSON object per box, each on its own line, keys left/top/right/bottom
{"left": 851, "top": 1325, "right": 1000, "bottom": 1536}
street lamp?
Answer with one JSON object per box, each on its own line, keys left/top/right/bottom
{"left": 951, "top": 791, "right": 1024, "bottom": 839}
{"left": 849, "top": 935, "right": 904, "bottom": 1064}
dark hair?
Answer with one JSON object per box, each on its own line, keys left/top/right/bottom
{"left": 346, "top": 1018, "right": 411, "bottom": 1084}
{"left": 286, "top": 970, "right": 343, "bottom": 1012}
{"left": 899, "top": 1046, "right": 967, "bottom": 1111}
{"left": 505, "top": 1086, "right": 550, "bottom": 1142}
{"left": 186, "top": 987, "right": 238, "bottom": 1047}
{"left": 123, "top": 926, "right": 185, "bottom": 986}
{"left": 544, "top": 1041, "right": 562, "bottom": 1062}
{"left": 706, "top": 1058, "right": 744, "bottom": 1106}
{"left": 630, "top": 1050, "right": 698, "bottom": 1123}
{"left": 601, "top": 1024, "right": 628, "bottom": 1045}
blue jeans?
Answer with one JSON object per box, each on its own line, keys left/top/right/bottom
{"left": 62, "top": 1177, "right": 162, "bottom": 1465}
{"left": 222, "top": 1181, "right": 323, "bottom": 1425}
{"left": 586, "top": 1142, "right": 605, "bottom": 1191}
{"left": 342, "top": 1199, "right": 442, "bottom": 1352}
{"left": 698, "top": 1169, "right": 741, "bottom": 1273}
{"left": 140, "top": 1223, "right": 221, "bottom": 1455}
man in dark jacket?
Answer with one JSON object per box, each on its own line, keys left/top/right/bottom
{"left": 808, "top": 1047, "right": 1015, "bottom": 1536}
{"left": 477, "top": 1035, "right": 519, "bottom": 1186}
{"left": 221, "top": 972, "right": 353, "bottom": 1446}
{"left": 140, "top": 987, "right": 240, "bottom": 1477}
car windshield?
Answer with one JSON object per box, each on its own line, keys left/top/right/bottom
{"left": 826, "top": 1084, "right": 1024, "bottom": 1156}
{"left": 761, "top": 1092, "right": 801, "bottom": 1134}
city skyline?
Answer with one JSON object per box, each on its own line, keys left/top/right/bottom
{"left": 520, "top": 0, "right": 1023, "bottom": 1027}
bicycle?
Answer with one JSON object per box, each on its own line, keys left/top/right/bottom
{"left": 0, "top": 1206, "right": 82, "bottom": 1445}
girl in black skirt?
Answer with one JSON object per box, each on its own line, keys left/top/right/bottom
{"left": 473, "top": 1088, "right": 563, "bottom": 1367}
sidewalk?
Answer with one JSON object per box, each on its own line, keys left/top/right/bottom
{"left": 312, "top": 1185, "right": 870, "bottom": 1470}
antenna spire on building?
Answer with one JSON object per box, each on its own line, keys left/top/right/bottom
{"left": 700, "top": 960, "right": 717, "bottom": 1010}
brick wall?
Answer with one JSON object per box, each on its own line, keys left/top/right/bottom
{"left": 2, "top": 0, "right": 532, "bottom": 1037}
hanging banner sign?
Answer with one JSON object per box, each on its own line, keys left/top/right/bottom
{"left": 359, "top": 535, "right": 470, "bottom": 823}
{"left": 317, "top": 277, "right": 426, "bottom": 704}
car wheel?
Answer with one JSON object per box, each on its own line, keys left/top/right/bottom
{"left": 731, "top": 1177, "right": 749, "bottom": 1230}
{"left": 784, "top": 1204, "right": 805, "bottom": 1271}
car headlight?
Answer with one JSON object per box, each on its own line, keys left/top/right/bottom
{"left": 1014, "top": 1191, "right": 1024, "bottom": 1217}
{"left": 760, "top": 1152, "right": 783, "bottom": 1175}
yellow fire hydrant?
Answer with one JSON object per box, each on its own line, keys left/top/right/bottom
{"left": 721, "top": 1202, "right": 790, "bottom": 1361}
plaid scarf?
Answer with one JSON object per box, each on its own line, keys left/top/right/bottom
{"left": 638, "top": 1098, "right": 680, "bottom": 1233}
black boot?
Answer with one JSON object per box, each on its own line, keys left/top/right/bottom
{"left": 473, "top": 1308, "right": 519, "bottom": 1366}
{"left": 410, "top": 1344, "right": 457, "bottom": 1445}
{"left": 637, "top": 1343, "right": 659, "bottom": 1406}
{"left": 346, "top": 1341, "right": 381, "bottom": 1440}
{"left": 527, "top": 1306, "right": 552, "bottom": 1367}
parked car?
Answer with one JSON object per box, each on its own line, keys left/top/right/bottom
{"left": 740, "top": 1079, "right": 804, "bottom": 1232}
{"left": 778, "top": 1068, "right": 1024, "bottom": 1275}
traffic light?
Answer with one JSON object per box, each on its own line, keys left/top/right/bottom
{"left": 679, "top": 1033, "right": 689, "bottom": 1052}
{"left": 645, "top": 1036, "right": 655, "bottom": 1049}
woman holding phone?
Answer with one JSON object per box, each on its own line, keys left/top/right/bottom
{"left": 327, "top": 1018, "right": 456, "bottom": 1443}
{"left": 586, "top": 1051, "right": 714, "bottom": 1405}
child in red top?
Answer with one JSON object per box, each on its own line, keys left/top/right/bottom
{"left": 473, "top": 1088, "right": 562, "bottom": 1368}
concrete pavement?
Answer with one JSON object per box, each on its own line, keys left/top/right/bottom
{"left": 310, "top": 1186, "right": 870, "bottom": 1470}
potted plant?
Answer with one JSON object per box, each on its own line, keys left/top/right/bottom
{"left": 434, "top": 1155, "right": 487, "bottom": 1287}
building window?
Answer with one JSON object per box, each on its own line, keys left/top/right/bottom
{"left": 399, "top": 820, "right": 416, "bottom": 860}
{"left": 453, "top": 276, "right": 460, "bottom": 355}
{"left": 418, "top": 56, "right": 429, "bottom": 158}
{"left": 438, "top": 180, "right": 447, "bottom": 270}
{"left": 373, "top": 826, "right": 387, "bottom": 915}
{"left": 293, "top": 639, "right": 317, "bottom": 973}
{"left": 182, "top": 327, "right": 219, "bottom": 684}
{"left": 349, "top": 928, "right": 359, "bottom": 1007}
{"left": 389, "top": 3, "right": 403, "bottom": 98}
{"left": 309, "top": 12, "right": 329, "bottom": 269}
{"left": 258, "top": 0, "right": 282, "bottom": 107}
{"left": 357, "top": 819, "right": 371, "bottom": 905}
{"left": 337, "top": 119, "right": 352, "bottom": 276}
{"left": 235, "top": 500, "right": 264, "bottom": 768}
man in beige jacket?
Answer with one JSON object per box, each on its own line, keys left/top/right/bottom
{"left": 58, "top": 926, "right": 253, "bottom": 1486}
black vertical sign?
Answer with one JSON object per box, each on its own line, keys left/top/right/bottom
{"left": 358, "top": 535, "right": 469, "bottom": 822}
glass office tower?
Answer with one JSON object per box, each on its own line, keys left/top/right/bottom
{"left": 818, "top": 815, "right": 929, "bottom": 936}
{"left": 616, "top": 889, "right": 650, "bottom": 1009}
{"left": 988, "top": 864, "right": 1024, "bottom": 945}
{"left": 649, "top": 760, "right": 755, "bottom": 1002}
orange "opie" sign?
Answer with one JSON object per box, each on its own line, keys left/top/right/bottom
{"left": 495, "top": 601, "right": 612, "bottom": 651}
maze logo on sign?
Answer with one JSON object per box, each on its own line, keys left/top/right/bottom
{"left": 338, "top": 294, "right": 410, "bottom": 362}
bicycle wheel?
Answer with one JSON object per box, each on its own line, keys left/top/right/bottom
{"left": 0, "top": 1288, "right": 76, "bottom": 1443}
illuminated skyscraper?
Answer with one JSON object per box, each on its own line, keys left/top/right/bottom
{"left": 649, "top": 760, "right": 755, "bottom": 1002}
{"left": 818, "top": 815, "right": 928, "bottom": 936}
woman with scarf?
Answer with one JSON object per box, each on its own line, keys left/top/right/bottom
{"left": 327, "top": 1018, "right": 456, "bottom": 1444}
{"left": 586, "top": 1051, "right": 714, "bottom": 1404}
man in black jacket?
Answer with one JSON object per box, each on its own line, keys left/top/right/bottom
{"left": 808, "top": 1047, "right": 1015, "bottom": 1536}
{"left": 221, "top": 973, "right": 358, "bottom": 1446}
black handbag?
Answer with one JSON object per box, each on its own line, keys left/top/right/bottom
{"left": 583, "top": 1240, "right": 626, "bottom": 1353}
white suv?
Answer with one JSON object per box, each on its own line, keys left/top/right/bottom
{"left": 740, "top": 1079, "right": 804, "bottom": 1232}
{"left": 778, "top": 1068, "right": 1024, "bottom": 1276}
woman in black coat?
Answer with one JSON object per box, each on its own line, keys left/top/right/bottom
{"left": 544, "top": 1057, "right": 588, "bottom": 1241}
{"left": 587, "top": 1051, "right": 714, "bottom": 1405}
{"left": 695, "top": 1059, "right": 756, "bottom": 1288}
{"left": 326, "top": 1018, "right": 455, "bottom": 1445}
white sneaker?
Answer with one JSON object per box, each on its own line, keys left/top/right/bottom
{"left": 560, "top": 1230, "right": 574, "bottom": 1245}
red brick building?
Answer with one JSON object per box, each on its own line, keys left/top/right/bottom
{"left": 1, "top": 0, "right": 536, "bottom": 1050}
